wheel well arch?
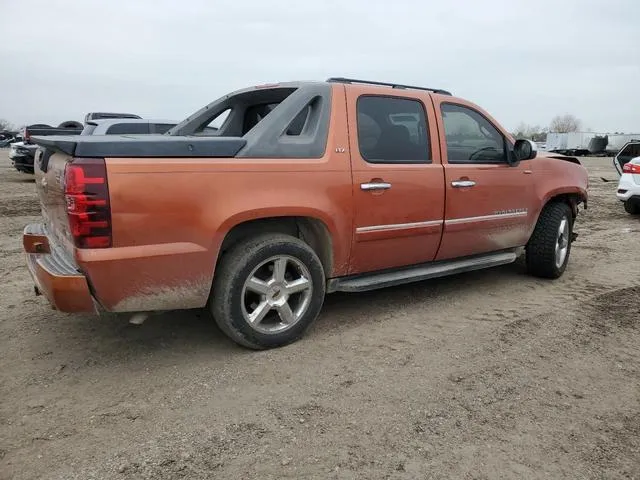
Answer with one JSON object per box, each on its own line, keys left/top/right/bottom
{"left": 544, "top": 192, "right": 586, "bottom": 219}
{"left": 216, "top": 216, "right": 334, "bottom": 276}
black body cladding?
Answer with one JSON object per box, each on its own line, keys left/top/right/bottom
{"left": 31, "top": 81, "right": 334, "bottom": 161}
{"left": 32, "top": 135, "right": 247, "bottom": 158}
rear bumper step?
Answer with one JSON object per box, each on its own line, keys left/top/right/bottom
{"left": 23, "top": 223, "right": 96, "bottom": 313}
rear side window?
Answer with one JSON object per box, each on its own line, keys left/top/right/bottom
{"left": 440, "top": 103, "right": 506, "bottom": 164}
{"left": 151, "top": 123, "right": 176, "bottom": 134}
{"left": 243, "top": 104, "right": 278, "bottom": 134}
{"left": 356, "top": 96, "right": 430, "bottom": 164}
{"left": 285, "top": 105, "right": 312, "bottom": 136}
{"left": 621, "top": 143, "right": 640, "bottom": 158}
{"left": 106, "top": 122, "right": 150, "bottom": 135}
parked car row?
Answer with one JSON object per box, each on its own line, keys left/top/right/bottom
{"left": 6, "top": 115, "right": 179, "bottom": 174}
{"left": 0, "top": 130, "right": 23, "bottom": 148}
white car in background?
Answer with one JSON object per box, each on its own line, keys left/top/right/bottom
{"left": 81, "top": 118, "right": 179, "bottom": 136}
{"left": 614, "top": 141, "right": 640, "bottom": 215}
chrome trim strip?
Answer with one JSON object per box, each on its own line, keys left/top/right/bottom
{"left": 357, "top": 211, "right": 527, "bottom": 233}
{"left": 445, "top": 211, "right": 528, "bottom": 225}
{"left": 356, "top": 220, "right": 443, "bottom": 233}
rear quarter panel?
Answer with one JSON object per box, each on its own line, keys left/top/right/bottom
{"left": 77, "top": 90, "right": 353, "bottom": 312}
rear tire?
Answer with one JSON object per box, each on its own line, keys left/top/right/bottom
{"left": 624, "top": 200, "right": 640, "bottom": 215}
{"left": 526, "top": 202, "right": 573, "bottom": 279}
{"left": 210, "top": 234, "right": 326, "bottom": 350}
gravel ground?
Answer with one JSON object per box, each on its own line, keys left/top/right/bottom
{"left": 0, "top": 152, "right": 638, "bottom": 480}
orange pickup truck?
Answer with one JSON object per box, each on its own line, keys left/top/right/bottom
{"left": 24, "top": 78, "right": 588, "bottom": 349}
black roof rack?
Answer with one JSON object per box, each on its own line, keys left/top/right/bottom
{"left": 326, "top": 77, "right": 452, "bottom": 96}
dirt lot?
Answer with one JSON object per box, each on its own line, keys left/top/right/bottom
{"left": 0, "top": 152, "right": 638, "bottom": 480}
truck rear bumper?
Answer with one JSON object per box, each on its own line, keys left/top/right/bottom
{"left": 23, "top": 223, "right": 96, "bottom": 313}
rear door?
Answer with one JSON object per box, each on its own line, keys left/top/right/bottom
{"left": 346, "top": 87, "right": 445, "bottom": 275}
{"left": 433, "top": 99, "right": 538, "bottom": 260}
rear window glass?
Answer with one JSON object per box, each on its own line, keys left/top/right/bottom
{"left": 106, "top": 123, "right": 150, "bottom": 135}
{"left": 243, "top": 104, "right": 278, "bottom": 134}
{"left": 621, "top": 143, "right": 640, "bottom": 158}
{"left": 152, "top": 123, "right": 176, "bottom": 134}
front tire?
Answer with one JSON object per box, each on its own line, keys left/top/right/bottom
{"left": 526, "top": 202, "right": 573, "bottom": 279}
{"left": 624, "top": 199, "right": 640, "bottom": 215}
{"left": 210, "top": 234, "right": 326, "bottom": 350}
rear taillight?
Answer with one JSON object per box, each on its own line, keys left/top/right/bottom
{"left": 64, "top": 158, "right": 112, "bottom": 248}
{"left": 623, "top": 162, "right": 640, "bottom": 174}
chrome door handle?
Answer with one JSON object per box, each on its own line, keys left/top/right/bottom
{"left": 451, "top": 180, "right": 476, "bottom": 188}
{"left": 361, "top": 182, "right": 392, "bottom": 191}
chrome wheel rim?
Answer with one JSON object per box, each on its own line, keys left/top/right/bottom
{"left": 241, "top": 255, "right": 313, "bottom": 334}
{"left": 555, "top": 217, "right": 570, "bottom": 268}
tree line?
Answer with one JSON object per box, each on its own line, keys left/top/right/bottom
{"left": 512, "top": 114, "right": 583, "bottom": 142}
{"left": 0, "top": 119, "right": 19, "bottom": 132}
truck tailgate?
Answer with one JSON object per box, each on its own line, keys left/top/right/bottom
{"left": 33, "top": 148, "right": 76, "bottom": 254}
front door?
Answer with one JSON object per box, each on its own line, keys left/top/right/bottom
{"left": 346, "top": 88, "right": 445, "bottom": 275}
{"left": 433, "top": 101, "right": 538, "bottom": 260}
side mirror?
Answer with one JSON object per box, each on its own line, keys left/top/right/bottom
{"left": 513, "top": 139, "right": 537, "bottom": 163}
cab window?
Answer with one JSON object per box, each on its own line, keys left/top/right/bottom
{"left": 441, "top": 103, "right": 507, "bottom": 164}
{"left": 356, "top": 96, "right": 430, "bottom": 164}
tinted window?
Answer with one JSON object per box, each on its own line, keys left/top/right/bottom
{"left": 242, "top": 101, "right": 313, "bottom": 136}
{"left": 106, "top": 122, "right": 150, "bottom": 135}
{"left": 285, "top": 105, "right": 311, "bottom": 136}
{"left": 356, "top": 96, "right": 429, "bottom": 163}
{"left": 152, "top": 123, "right": 176, "bottom": 134}
{"left": 441, "top": 103, "right": 506, "bottom": 163}
{"left": 243, "top": 104, "right": 278, "bottom": 134}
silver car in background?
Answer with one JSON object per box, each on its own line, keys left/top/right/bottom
{"left": 81, "top": 118, "right": 179, "bottom": 136}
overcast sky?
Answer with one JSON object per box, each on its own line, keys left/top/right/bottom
{"left": 1, "top": 0, "right": 638, "bottom": 132}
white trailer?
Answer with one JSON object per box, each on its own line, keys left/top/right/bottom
{"left": 546, "top": 132, "right": 567, "bottom": 152}
{"left": 547, "top": 132, "right": 594, "bottom": 155}
{"left": 606, "top": 134, "right": 640, "bottom": 154}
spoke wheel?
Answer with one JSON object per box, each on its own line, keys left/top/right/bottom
{"left": 554, "top": 218, "right": 570, "bottom": 269}
{"left": 211, "top": 234, "right": 326, "bottom": 350}
{"left": 241, "top": 255, "right": 313, "bottom": 334}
